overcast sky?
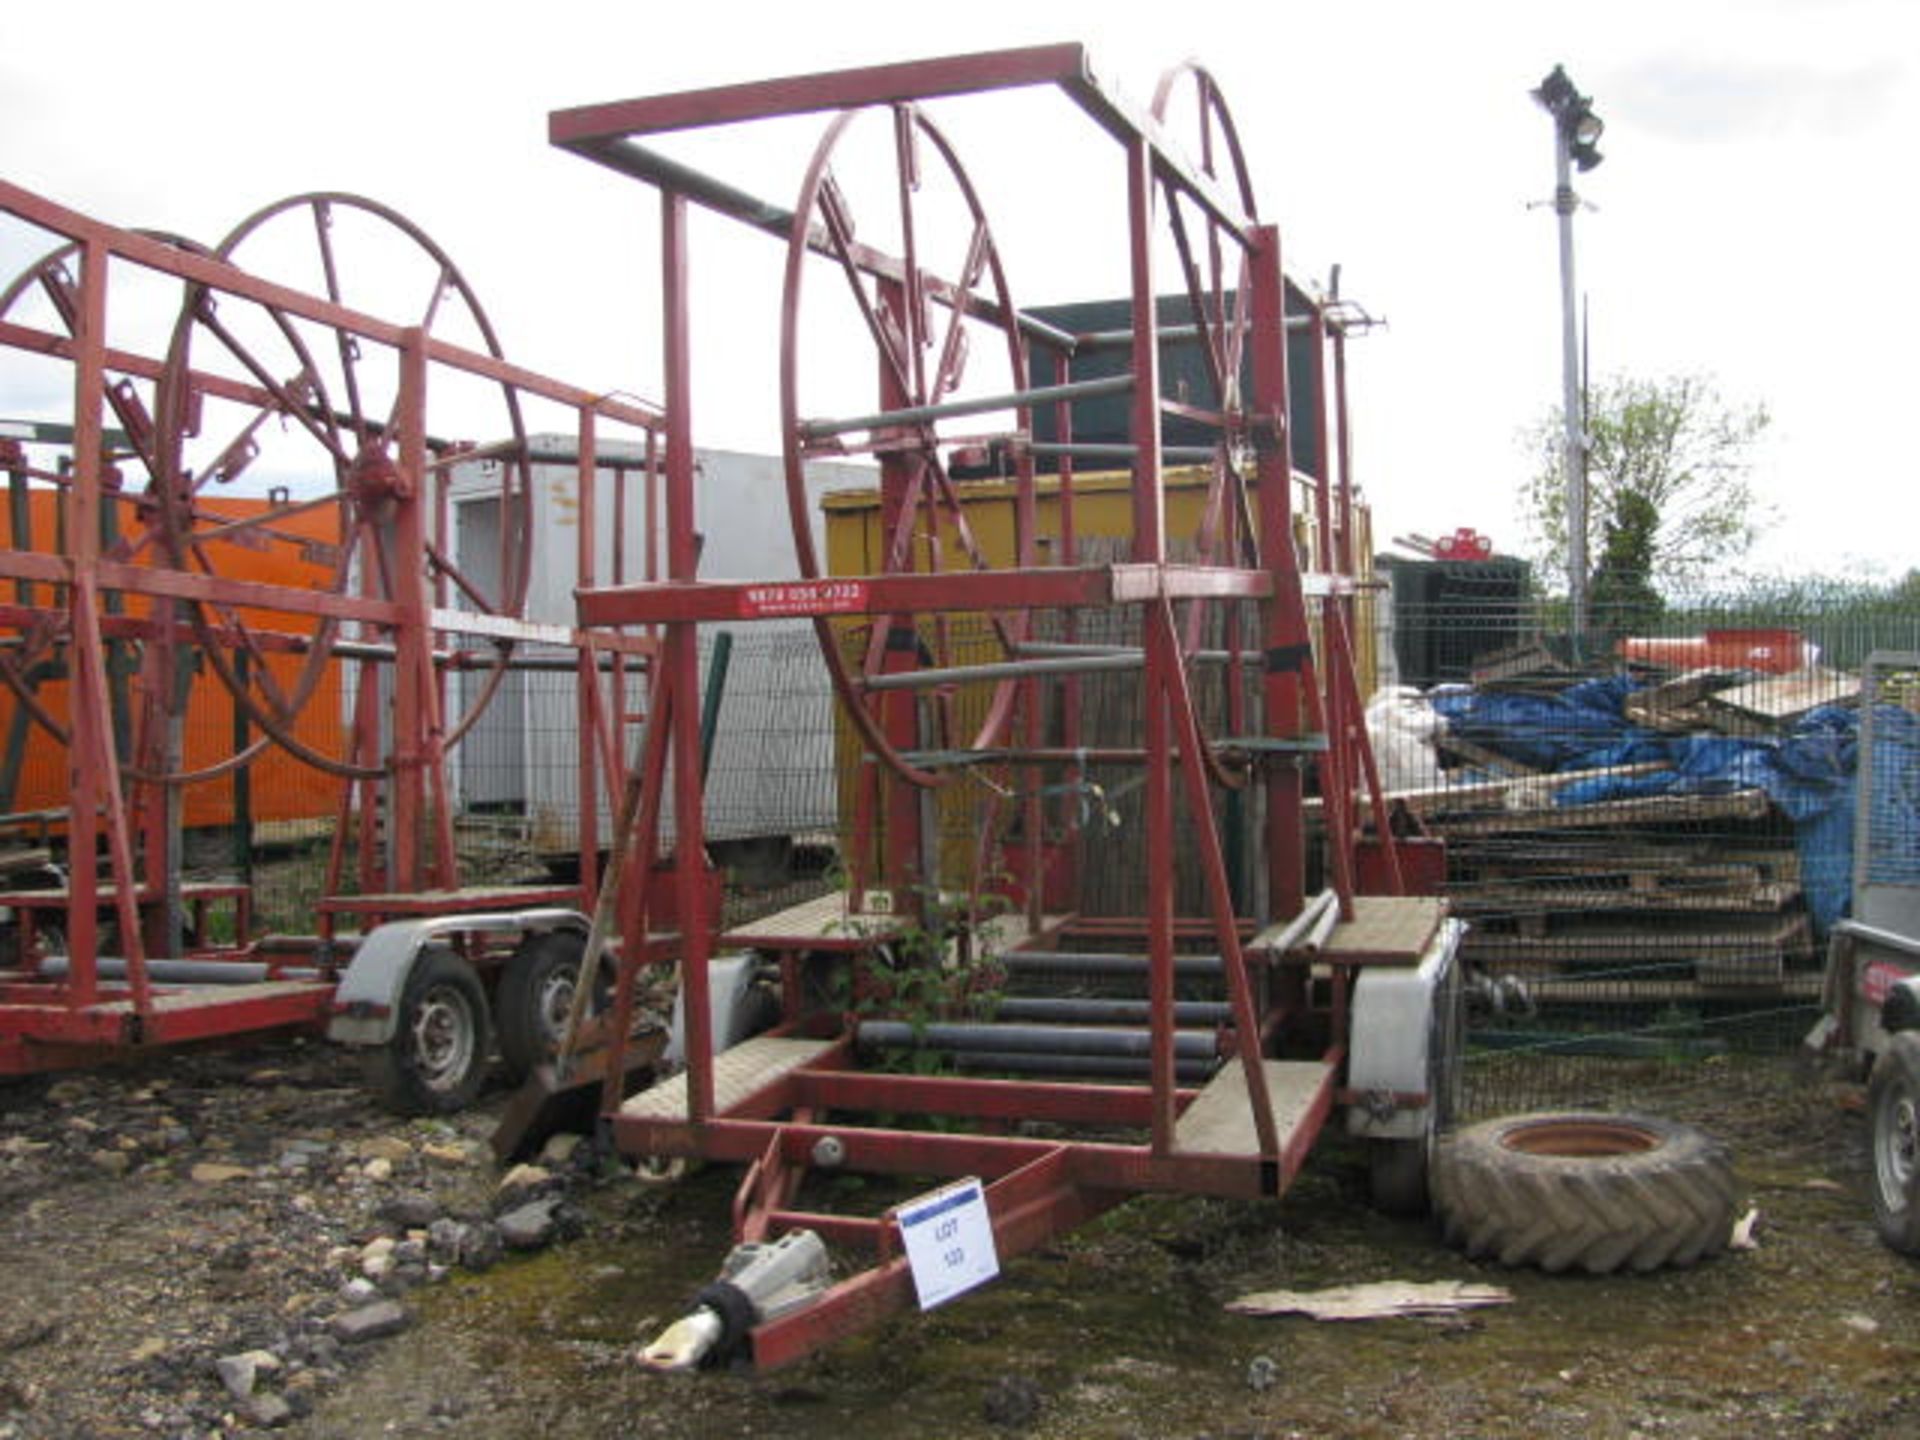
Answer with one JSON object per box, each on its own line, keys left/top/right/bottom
{"left": 2, "top": 0, "right": 1913, "bottom": 580}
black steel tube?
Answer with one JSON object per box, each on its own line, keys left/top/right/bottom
{"left": 857, "top": 1019, "right": 1217, "bottom": 1060}
{"left": 998, "top": 951, "right": 1225, "bottom": 979}
{"left": 36, "top": 956, "right": 323, "bottom": 985}
{"left": 951, "top": 1050, "right": 1215, "bottom": 1083}
{"left": 990, "top": 996, "right": 1230, "bottom": 1026}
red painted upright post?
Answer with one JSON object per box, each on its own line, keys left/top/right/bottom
{"left": 872, "top": 275, "right": 927, "bottom": 914}
{"left": 1124, "top": 134, "right": 1178, "bottom": 1154}
{"left": 663, "top": 192, "right": 715, "bottom": 1122}
{"left": 388, "top": 329, "right": 435, "bottom": 892}
{"left": 576, "top": 410, "right": 601, "bottom": 902}
{"left": 62, "top": 238, "right": 108, "bottom": 1009}
{"left": 1249, "top": 226, "right": 1305, "bottom": 921}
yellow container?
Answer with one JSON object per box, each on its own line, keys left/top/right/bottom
{"left": 819, "top": 466, "right": 1377, "bottom": 892}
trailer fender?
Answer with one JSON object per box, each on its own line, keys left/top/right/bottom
{"left": 328, "top": 909, "right": 590, "bottom": 1046}
{"left": 1346, "top": 918, "right": 1465, "bottom": 1141}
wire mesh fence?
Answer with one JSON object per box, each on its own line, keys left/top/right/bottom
{"left": 1381, "top": 565, "right": 1920, "bottom": 1118}
{"left": 133, "top": 623, "right": 848, "bottom": 935}
{"left": 21, "top": 560, "right": 1918, "bottom": 1120}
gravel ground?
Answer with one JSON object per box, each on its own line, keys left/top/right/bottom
{"left": 1, "top": 1041, "right": 1915, "bottom": 1439}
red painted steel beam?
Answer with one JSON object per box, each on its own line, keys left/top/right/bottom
{"left": 785, "top": 1070, "right": 1202, "bottom": 1127}
{"left": 748, "top": 1147, "right": 1128, "bottom": 1370}
{"left": 0, "top": 552, "right": 402, "bottom": 627}
{"left": 551, "top": 44, "right": 1091, "bottom": 141}
{"left": 610, "top": 1115, "right": 1271, "bottom": 1199}
{"left": 135, "top": 984, "right": 335, "bottom": 1045}
{"left": 1275, "top": 1051, "right": 1341, "bottom": 1187}
{"left": 548, "top": 45, "right": 1253, "bottom": 248}
{"left": 0, "top": 181, "right": 664, "bottom": 432}
{"left": 1251, "top": 224, "right": 1308, "bottom": 921}
{"left": 0, "top": 318, "right": 307, "bottom": 415}
{"left": 0, "top": 985, "right": 332, "bottom": 1049}
{"left": 576, "top": 564, "right": 1270, "bottom": 627}
{"left": 0, "top": 1005, "right": 131, "bottom": 1045}
{"left": 93, "top": 558, "right": 404, "bottom": 625}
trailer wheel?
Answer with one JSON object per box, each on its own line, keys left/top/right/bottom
{"left": 1434, "top": 1112, "right": 1737, "bottom": 1273}
{"left": 371, "top": 947, "right": 491, "bottom": 1115}
{"left": 1869, "top": 1032, "right": 1920, "bottom": 1254}
{"left": 1368, "top": 1138, "right": 1432, "bottom": 1218}
{"left": 497, "top": 931, "right": 606, "bottom": 1082}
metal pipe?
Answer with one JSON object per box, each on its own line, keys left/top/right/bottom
{"left": 1015, "top": 640, "right": 1263, "bottom": 665}
{"left": 562, "top": 138, "right": 1082, "bottom": 353}
{"left": 1832, "top": 920, "right": 1920, "bottom": 962}
{"left": 36, "top": 956, "right": 323, "bottom": 984}
{"left": 861, "top": 652, "right": 1145, "bottom": 692}
{"left": 857, "top": 1019, "right": 1217, "bottom": 1060}
{"left": 1252, "top": 888, "right": 1339, "bottom": 955}
{"left": 997, "top": 951, "right": 1226, "bottom": 979}
{"left": 1027, "top": 442, "right": 1215, "bottom": 464}
{"left": 990, "top": 996, "right": 1231, "bottom": 1026}
{"left": 952, "top": 1050, "right": 1215, "bottom": 1082}
{"left": 800, "top": 374, "right": 1132, "bottom": 440}
{"left": 1302, "top": 897, "right": 1342, "bottom": 952}
{"left": 1549, "top": 105, "right": 1588, "bottom": 647}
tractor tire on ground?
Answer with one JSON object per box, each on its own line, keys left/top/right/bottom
{"left": 1434, "top": 1111, "right": 1738, "bottom": 1274}
{"left": 1868, "top": 1031, "right": 1920, "bottom": 1254}
{"left": 369, "top": 947, "right": 491, "bottom": 1116}
{"left": 496, "top": 930, "right": 602, "bottom": 1083}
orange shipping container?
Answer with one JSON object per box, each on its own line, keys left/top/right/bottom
{"left": 1, "top": 489, "right": 343, "bottom": 831}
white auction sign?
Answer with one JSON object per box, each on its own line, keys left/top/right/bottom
{"left": 896, "top": 1176, "right": 1000, "bottom": 1310}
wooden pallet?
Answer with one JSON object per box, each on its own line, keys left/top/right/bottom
{"left": 1423, "top": 787, "right": 1774, "bottom": 837}
{"left": 1449, "top": 879, "right": 1798, "bottom": 916}
{"left": 1462, "top": 911, "right": 1814, "bottom": 985}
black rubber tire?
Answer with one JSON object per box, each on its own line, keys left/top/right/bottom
{"left": 370, "top": 947, "right": 491, "bottom": 1116}
{"left": 495, "top": 930, "right": 602, "bottom": 1083}
{"left": 1868, "top": 1031, "right": 1920, "bottom": 1255}
{"left": 1368, "top": 1137, "right": 1432, "bottom": 1218}
{"left": 1434, "top": 1111, "right": 1738, "bottom": 1273}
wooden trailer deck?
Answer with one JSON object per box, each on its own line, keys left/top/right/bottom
{"left": 1174, "top": 1058, "right": 1335, "bottom": 1159}
{"left": 622, "top": 1034, "right": 839, "bottom": 1121}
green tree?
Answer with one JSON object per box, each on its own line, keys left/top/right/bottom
{"left": 1588, "top": 488, "right": 1664, "bottom": 632}
{"left": 1524, "top": 373, "right": 1773, "bottom": 598}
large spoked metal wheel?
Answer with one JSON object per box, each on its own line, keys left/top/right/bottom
{"left": 0, "top": 232, "right": 281, "bottom": 787}
{"left": 1868, "top": 1031, "right": 1920, "bottom": 1254}
{"left": 1148, "top": 60, "right": 1266, "bottom": 684}
{"left": 779, "top": 103, "right": 1037, "bottom": 790}
{"left": 370, "top": 946, "right": 492, "bottom": 1115}
{"left": 151, "top": 193, "right": 532, "bottom": 780}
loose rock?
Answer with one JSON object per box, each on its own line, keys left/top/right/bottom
{"left": 189, "top": 1162, "right": 252, "bottom": 1185}
{"left": 328, "top": 1300, "right": 410, "bottom": 1345}
{"left": 497, "top": 1197, "right": 560, "bottom": 1250}
{"left": 495, "top": 1162, "right": 557, "bottom": 1209}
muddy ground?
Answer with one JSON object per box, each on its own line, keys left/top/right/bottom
{"left": 1, "top": 1041, "right": 1915, "bottom": 1440}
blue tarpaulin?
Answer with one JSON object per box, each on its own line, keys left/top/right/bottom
{"left": 1428, "top": 680, "right": 1920, "bottom": 935}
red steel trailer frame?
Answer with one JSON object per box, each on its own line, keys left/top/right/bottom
{"left": 0, "top": 179, "right": 664, "bottom": 1076}
{"left": 553, "top": 44, "right": 1439, "bottom": 1370}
